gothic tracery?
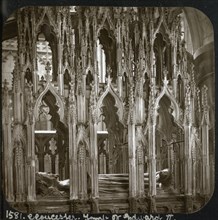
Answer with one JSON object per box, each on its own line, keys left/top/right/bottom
{"left": 2, "top": 6, "right": 214, "bottom": 214}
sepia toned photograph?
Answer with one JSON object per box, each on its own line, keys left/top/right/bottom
{"left": 1, "top": 6, "right": 215, "bottom": 214}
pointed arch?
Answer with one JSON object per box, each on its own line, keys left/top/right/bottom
{"left": 34, "top": 81, "right": 64, "bottom": 122}
{"left": 97, "top": 83, "right": 124, "bottom": 123}
{"left": 85, "top": 66, "right": 94, "bottom": 76}
{"left": 63, "top": 62, "right": 70, "bottom": 73}
{"left": 63, "top": 66, "right": 71, "bottom": 76}
{"left": 97, "top": 13, "right": 115, "bottom": 36}
{"left": 36, "top": 9, "right": 58, "bottom": 35}
{"left": 36, "top": 9, "right": 47, "bottom": 31}
{"left": 155, "top": 85, "right": 180, "bottom": 122}
{"left": 161, "top": 21, "right": 171, "bottom": 41}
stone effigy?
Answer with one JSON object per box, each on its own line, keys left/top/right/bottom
{"left": 36, "top": 169, "right": 171, "bottom": 197}
{"left": 36, "top": 172, "right": 69, "bottom": 197}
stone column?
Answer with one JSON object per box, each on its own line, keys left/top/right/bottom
{"left": 89, "top": 69, "right": 99, "bottom": 212}
{"left": 13, "top": 63, "right": 26, "bottom": 202}
{"left": 117, "top": 74, "right": 123, "bottom": 98}
{"left": 92, "top": 13, "right": 99, "bottom": 95}
{"left": 148, "top": 123, "right": 157, "bottom": 196}
{"left": 147, "top": 16, "right": 158, "bottom": 197}
{"left": 201, "top": 86, "right": 210, "bottom": 196}
{"left": 30, "top": 9, "right": 38, "bottom": 95}
{"left": 2, "top": 81, "right": 14, "bottom": 202}
{"left": 57, "top": 37, "right": 64, "bottom": 94}
{"left": 136, "top": 141, "right": 144, "bottom": 198}
{"left": 89, "top": 83, "right": 98, "bottom": 198}
{"left": 77, "top": 25, "right": 88, "bottom": 198}
{"left": 170, "top": 143, "right": 175, "bottom": 190}
{"left": 171, "top": 35, "right": 178, "bottom": 98}
{"left": 116, "top": 17, "right": 123, "bottom": 98}
{"left": 147, "top": 16, "right": 158, "bottom": 203}
{"left": 184, "top": 121, "right": 192, "bottom": 196}
{"left": 13, "top": 125, "right": 26, "bottom": 202}
{"left": 58, "top": 73, "right": 64, "bottom": 96}
{"left": 26, "top": 122, "right": 36, "bottom": 201}
{"left": 128, "top": 123, "right": 136, "bottom": 197}
{"left": 148, "top": 82, "right": 157, "bottom": 197}
{"left": 90, "top": 122, "right": 99, "bottom": 198}
{"left": 68, "top": 81, "right": 78, "bottom": 200}
{"left": 76, "top": 64, "right": 88, "bottom": 200}
{"left": 78, "top": 141, "right": 87, "bottom": 200}
{"left": 82, "top": 73, "right": 87, "bottom": 121}
{"left": 33, "top": 70, "right": 38, "bottom": 95}
{"left": 192, "top": 151, "right": 197, "bottom": 196}
{"left": 128, "top": 85, "right": 137, "bottom": 198}
{"left": 25, "top": 83, "right": 36, "bottom": 202}
{"left": 135, "top": 97, "right": 145, "bottom": 198}
{"left": 77, "top": 63, "right": 86, "bottom": 125}
{"left": 183, "top": 85, "right": 193, "bottom": 211}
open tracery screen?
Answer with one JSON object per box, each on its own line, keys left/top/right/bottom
{"left": 2, "top": 6, "right": 215, "bottom": 214}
